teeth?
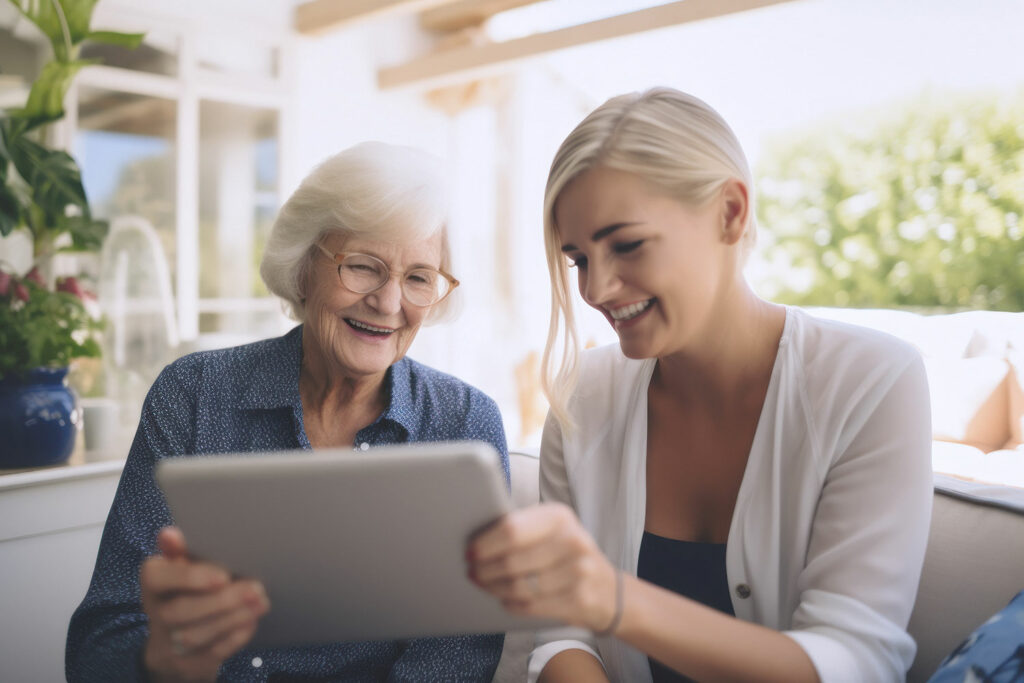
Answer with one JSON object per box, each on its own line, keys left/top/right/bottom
{"left": 609, "top": 299, "right": 653, "bottom": 321}
{"left": 348, "top": 319, "right": 393, "bottom": 333}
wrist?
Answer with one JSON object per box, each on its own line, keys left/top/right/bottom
{"left": 593, "top": 568, "right": 624, "bottom": 637}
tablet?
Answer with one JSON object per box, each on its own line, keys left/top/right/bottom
{"left": 155, "top": 441, "right": 553, "bottom": 647}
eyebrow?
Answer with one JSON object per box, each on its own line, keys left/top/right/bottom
{"left": 343, "top": 249, "right": 440, "bottom": 271}
{"left": 560, "top": 222, "right": 642, "bottom": 253}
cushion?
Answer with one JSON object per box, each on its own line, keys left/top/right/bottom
{"left": 926, "top": 590, "right": 1024, "bottom": 682}
{"left": 508, "top": 449, "right": 540, "bottom": 509}
{"left": 976, "top": 451, "right": 1024, "bottom": 490}
{"left": 491, "top": 449, "right": 541, "bottom": 683}
{"left": 907, "top": 477, "right": 1024, "bottom": 682}
{"left": 931, "top": 441, "right": 987, "bottom": 482}
{"left": 1008, "top": 354, "right": 1024, "bottom": 448}
{"left": 926, "top": 358, "right": 1011, "bottom": 452}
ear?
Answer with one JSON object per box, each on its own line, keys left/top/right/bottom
{"left": 719, "top": 179, "right": 750, "bottom": 247}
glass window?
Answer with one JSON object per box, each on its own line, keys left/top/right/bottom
{"left": 74, "top": 88, "right": 178, "bottom": 290}
{"left": 198, "top": 100, "right": 279, "bottom": 310}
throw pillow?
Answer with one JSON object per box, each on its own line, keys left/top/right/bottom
{"left": 1008, "top": 354, "right": 1023, "bottom": 448}
{"left": 927, "top": 590, "right": 1024, "bottom": 682}
{"left": 926, "top": 358, "right": 1011, "bottom": 452}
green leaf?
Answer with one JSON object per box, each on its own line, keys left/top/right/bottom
{"left": 13, "top": 59, "right": 93, "bottom": 128}
{"left": 58, "top": 0, "right": 101, "bottom": 46}
{"left": 62, "top": 214, "right": 108, "bottom": 251}
{"left": 86, "top": 30, "right": 145, "bottom": 49}
{"left": 0, "top": 183, "right": 23, "bottom": 236}
{"left": 8, "top": 135, "right": 88, "bottom": 228}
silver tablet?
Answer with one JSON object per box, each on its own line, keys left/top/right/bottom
{"left": 155, "top": 441, "right": 552, "bottom": 647}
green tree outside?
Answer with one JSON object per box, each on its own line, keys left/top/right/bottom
{"left": 756, "top": 90, "right": 1024, "bottom": 311}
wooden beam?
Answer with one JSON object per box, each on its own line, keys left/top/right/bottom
{"left": 381, "top": 0, "right": 801, "bottom": 89}
{"left": 420, "top": 0, "right": 546, "bottom": 33}
{"left": 295, "top": 0, "right": 455, "bottom": 35}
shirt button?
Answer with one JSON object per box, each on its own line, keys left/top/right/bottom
{"left": 735, "top": 583, "right": 752, "bottom": 599}
{"left": 251, "top": 656, "right": 263, "bottom": 668}
{"left": 359, "top": 442, "right": 370, "bottom": 451}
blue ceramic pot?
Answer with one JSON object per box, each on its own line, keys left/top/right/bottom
{"left": 0, "top": 367, "right": 79, "bottom": 468}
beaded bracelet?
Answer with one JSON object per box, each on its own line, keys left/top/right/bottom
{"left": 594, "top": 570, "right": 624, "bottom": 637}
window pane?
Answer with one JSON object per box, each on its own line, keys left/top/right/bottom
{"left": 75, "top": 88, "right": 178, "bottom": 290}
{"left": 198, "top": 100, "right": 279, "bottom": 309}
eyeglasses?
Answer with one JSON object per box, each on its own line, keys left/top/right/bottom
{"left": 315, "top": 243, "right": 459, "bottom": 307}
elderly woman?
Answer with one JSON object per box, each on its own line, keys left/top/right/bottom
{"left": 468, "top": 88, "right": 932, "bottom": 682}
{"left": 66, "top": 142, "right": 509, "bottom": 682}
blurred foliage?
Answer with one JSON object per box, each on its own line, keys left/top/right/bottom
{"left": 756, "top": 91, "right": 1024, "bottom": 311}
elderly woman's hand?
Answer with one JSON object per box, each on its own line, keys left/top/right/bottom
{"left": 467, "top": 503, "right": 618, "bottom": 633}
{"left": 141, "top": 527, "right": 270, "bottom": 682}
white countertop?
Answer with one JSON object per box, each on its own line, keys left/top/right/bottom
{"left": 0, "top": 458, "right": 125, "bottom": 491}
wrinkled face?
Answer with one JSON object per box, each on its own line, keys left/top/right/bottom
{"left": 554, "top": 165, "right": 731, "bottom": 360}
{"left": 303, "top": 232, "right": 443, "bottom": 378}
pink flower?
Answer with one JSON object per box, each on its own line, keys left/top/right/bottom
{"left": 57, "top": 276, "right": 81, "bottom": 298}
{"left": 56, "top": 276, "right": 97, "bottom": 301}
{"left": 14, "top": 283, "right": 30, "bottom": 302}
{"left": 0, "top": 271, "right": 10, "bottom": 297}
{"left": 25, "top": 266, "right": 45, "bottom": 287}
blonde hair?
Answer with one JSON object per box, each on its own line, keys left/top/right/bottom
{"left": 260, "top": 141, "right": 456, "bottom": 323}
{"left": 542, "top": 87, "right": 757, "bottom": 428}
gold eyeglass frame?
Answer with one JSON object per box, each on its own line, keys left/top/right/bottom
{"left": 315, "top": 243, "right": 460, "bottom": 307}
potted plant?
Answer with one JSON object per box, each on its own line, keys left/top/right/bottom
{"left": 0, "top": 0, "right": 141, "bottom": 468}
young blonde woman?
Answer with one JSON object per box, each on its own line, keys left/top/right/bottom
{"left": 468, "top": 88, "right": 933, "bottom": 682}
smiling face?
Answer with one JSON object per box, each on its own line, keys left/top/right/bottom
{"left": 302, "top": 231, "right": 443, "bottom": 379}
{"left": 555, "top": 165, "right": 743, "bottom": 360}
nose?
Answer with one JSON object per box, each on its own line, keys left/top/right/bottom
{"left": 581, "top": 260, "right": 620, "bottom": 307}
{"left": 366, "top": 274, "right": 404, "bottom": 315}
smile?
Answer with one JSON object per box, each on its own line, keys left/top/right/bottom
{"left": 608, "top": 299, "right": 654, "bottom": 321}
{"left": 345, "top": 318, "right": 395, "bottom": 336}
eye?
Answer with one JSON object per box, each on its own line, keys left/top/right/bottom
{"left": 567, "top": 255, "right": 587, "bottom": 270}
{"left": 612, "top": 240, "right": 644, "bottom": 255}
{"left": 406, "top": 270, "right": 437, "bottom": 286}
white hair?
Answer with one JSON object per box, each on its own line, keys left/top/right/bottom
{"left": 260, "top": 141, "right": 456, "bottom": 322}
{"left": 541, "top": 87, "right": 757, "bottom": 428}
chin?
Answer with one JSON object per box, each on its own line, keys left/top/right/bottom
{"left": 617, "top": 338, "right": 657, "bottom": 360}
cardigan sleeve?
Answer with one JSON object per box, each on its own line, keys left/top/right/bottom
{"left": 528, "top": 411, "right": 606, "bottom": 682}
{"left": 784, "top": 353, "right": 933, "bottom": 682}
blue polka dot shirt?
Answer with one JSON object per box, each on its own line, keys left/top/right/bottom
{"left": 66, "top": 325, "right": 510, "bottom": 682}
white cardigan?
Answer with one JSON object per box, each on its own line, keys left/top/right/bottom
{"left": 529, "top": 307, "right": 933, "bottom": 683}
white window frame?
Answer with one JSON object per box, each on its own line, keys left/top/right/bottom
{"left": 62, "top": 7, "right": 297, "bottom": 342}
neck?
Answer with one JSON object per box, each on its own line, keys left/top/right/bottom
{"left": 653, "top": 284, "right": 785, "bottom": 408}
{"left": 299, "top": 331, "right": 387, "bottom": 416}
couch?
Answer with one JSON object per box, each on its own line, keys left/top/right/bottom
{"left": 807, "top": 308, "right": 1024, "bottom": 488}
{"left": 494, "top": 450, "right": 1024, "bottom": 683}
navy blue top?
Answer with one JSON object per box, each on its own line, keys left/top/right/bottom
{"left": 66, "top": 325, "right": 510, "bottom": 682}
{"left": 637, "top": 531, "right": 735, "bottom": 683}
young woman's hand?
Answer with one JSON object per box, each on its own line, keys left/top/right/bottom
{"left": 468, "top": 503, "right": 618, "bottom": 633}
{"left": 140, "top": 527, "right": 270, "bottom": 682}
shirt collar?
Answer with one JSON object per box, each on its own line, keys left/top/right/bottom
{"left": 241, "top": 325, "right": 419, "bottom": 439}
{"left": 378, "top": 356, "right": 417, "bottom": 439}
{"left": 239, "top": 325, "right": 304, "bottom": 410}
